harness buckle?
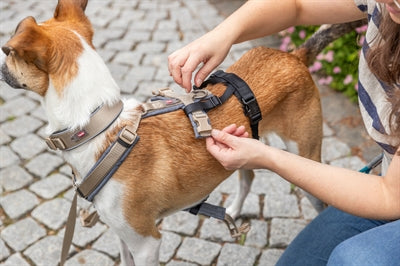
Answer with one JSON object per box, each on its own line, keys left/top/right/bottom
{"left": 45, "top": 137, "right": 66, "bottom": 150}
{"left": 119, "top": 127, "right": 137, "bottom": 145}
{"left": 192, "top": 111, "right": 212, "bottom": 137}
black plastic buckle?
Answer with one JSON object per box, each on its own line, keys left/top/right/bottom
{"left": 242, "top": 97, "right": 262, "bottom": 123}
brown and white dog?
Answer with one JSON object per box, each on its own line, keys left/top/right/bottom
{"left": 0, "top": 0, "right": 364, "bottom": 264}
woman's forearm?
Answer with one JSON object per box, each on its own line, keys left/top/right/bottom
{"left": 212, "top": 0, "right": 365, "bottom": 45}
{"left": 263, "top": 146, "right": 400, "bottom": 220}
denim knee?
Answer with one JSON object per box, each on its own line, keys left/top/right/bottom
{"left": 327, "top": 239, "right": 357, "bottom": 265}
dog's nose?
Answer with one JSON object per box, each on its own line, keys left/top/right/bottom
{"left": 2, "top": 46, "right": 11, "bottom": 56}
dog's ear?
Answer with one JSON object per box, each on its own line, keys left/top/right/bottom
{"left": 3, "top": 16, "right": 51, "bottom": 72}
{"left": 54, "top": 0, "right": 88, "bottom": 20}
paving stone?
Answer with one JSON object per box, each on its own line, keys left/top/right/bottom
{"left": 251, "top": 170, "right": 292, "bottom": 195}
{"left": 323, "top": 122, "right": 335, "bottom": 137}
{"left": 176, "top": 237, "right": 221, "bottom": 265}
{"left": 10, "top": 133, "right": 47, "bottom": 159}
{"left": 300, "top": 197, "right": 319, "bottom": 220}
{"left": 160, "top": 231, "right": 182, "bottom": 263}
{"left": 258, "top": 249, "right": 285, "bottom": 266}
{"left": 161, "top": 211, "right": 199, "bottom": 236}
{"left": 58, "top": 219, "right": 108, "bottom": 248}
{"left": 126, "top": 66, "right": 157, "bottom": 82}
{"left": 263, "top": 194, "right": 300, "bottom": 218}
{"left": 269, "top": 218, "right": 308, "bottom": 247}
{"left": 215, "top": 172, "right": 238, "bottom": 194}
{"left": 25, "top": 152, "right": 64, "bottom": 178}
{"left": 65, "top": 249, "right": 114, "bottom": 266}
{"left": 92, "top": 229, "right": 121, "bottom": 259}
{"left": 31, "top": 198, "right": 71, "bottom": 230}
{"left": 0, "top": 239, "right": 10, "bottom": 261}
{"left": 30, "top": 105, "right": 47, "bottom": 122}
{"left": 322, "top": 137, "right": 351, "bottom": 162}
{"left": 29, "top": 173, "right": 72, "bottom": 199}
{"left": 166, "top": 261, "right": 197, "bottom": 266}
{"left": 0, "top": 165, "right": 33, "bottom": 192}
{"left": 216, "top": 243, "right": 260, "bottom": 266}
{"left": 1, "top": 96, "right": 38, "bottom": 117}
{"left": 1, "top": 217, "right": 46, "bottom": 252}
{"left": 199, "top": 218, "right": 236, "bottom": 243}
{"left": 0, "top": 115, "right": 43, "bottom": 138}
{"left": 0, "top": 146, "right": 19, "bottom": 169}
{"left": 245, "top": 219, "right": 268, "bottom": 248}
{"left": 0, "top": 189, "right": 39, "bottom": 219}
{"left": 0, "top": 129, "right": 11, "bottom": 145}
{"left": 23, "top": 235, "right": 66, "bottom": 266}
{"left": 0, "top": 252, "right": 30, "bottom": 266}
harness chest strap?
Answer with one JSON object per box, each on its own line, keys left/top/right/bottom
{"left": 60, "top": 114, "right": 141, "bottom": 265}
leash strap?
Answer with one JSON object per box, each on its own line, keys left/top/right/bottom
{"left": 60, "top": 191, "right": 77, "bottom": 266}
{"left": 192, "top": 70, "right": 262, "bottom": 139}
{"left": 46, "top": 101, "right": 124, "bottom": 151}
{"left": 359, "top": 153, "right": 383, "bottom": 174}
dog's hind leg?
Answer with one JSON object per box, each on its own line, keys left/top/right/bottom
{"left": 226, "top": 169, "right": 255, "bottom": 219}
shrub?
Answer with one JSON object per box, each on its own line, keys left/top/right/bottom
{"left": 279, "top": 25, "right": 367, "bottom": 102}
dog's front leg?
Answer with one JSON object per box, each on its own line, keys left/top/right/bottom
{"left": 119, "top": 239, "right": 135, "bottom": 266}
{"left": 226, "top": 169, "right": 255, "bottom": 219}
{"left": 129, "top": 235, "right": 161, "bottom": 266}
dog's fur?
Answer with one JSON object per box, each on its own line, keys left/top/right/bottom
{"left": 1, "top": 0, "right": 364, "bottom": 264}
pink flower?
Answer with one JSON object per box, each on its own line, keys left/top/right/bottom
{"left": 324, "top": 50, "right": 334, "bottom": 62}
{"left": 309, "top": 61, "right": 323, "bottom": 72}
{"left": 354, "top": 83, "right": 359, "bottom": 91}
{"left": 343, "top": 74, "right": 353, "bottom": 85}
{"left": 299, "top": 30, "right": 306, "bottom": 39}
{"left": 316, "top": 53, "right": 324, "bottom": 61}
{"left": 286, "top": 26, "right": 295, "bottom": 34}
{"left": 333, "top": 66, "right": 341, "bottom": 74}
{"left": 356, "top": 24, "right": 368, "bottom": 33}
{"left": 318, "top": 76, "right": 333, "bottom": 85}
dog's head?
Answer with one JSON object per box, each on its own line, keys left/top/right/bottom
{"left": 1, "top": 0, "right": 93, "bottom": 96}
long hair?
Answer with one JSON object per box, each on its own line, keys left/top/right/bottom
{"left": 366, "top": 7, "right": 400, "bottom": 152}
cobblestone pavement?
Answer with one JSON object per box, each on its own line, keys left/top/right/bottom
{"left": 0, "top": 0, "right": 381, "bottom": 265}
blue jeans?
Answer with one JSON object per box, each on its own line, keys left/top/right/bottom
{"left": 276, "top": 206, "right": 400, "bottom": 266}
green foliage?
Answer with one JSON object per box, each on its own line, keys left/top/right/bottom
{"left": 279, "top": 25, "right": 367, "bottom": 102}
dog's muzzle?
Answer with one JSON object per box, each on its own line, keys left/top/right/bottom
{"left": 0, "top": 63, "right": 23, "bottom": 89}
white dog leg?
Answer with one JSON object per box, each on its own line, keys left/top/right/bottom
{"left": 120, "top": 239, "right": 135, "bottom": 266}
{"left": 130, "top": 236, "right": 161, "bottom": 266}
{"left": 226, "top": 169, "right": 254, "bottom": 219}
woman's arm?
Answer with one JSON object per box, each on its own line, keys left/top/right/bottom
{"left": 168, "top": 0, "right": 366, "bottom": 91}
{"left": 206, "top": 125, "right": 400, "bottom": 220}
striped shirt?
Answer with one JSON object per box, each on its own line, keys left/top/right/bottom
{"left": 354, "top": 0, "right": 399, "bottom": 155}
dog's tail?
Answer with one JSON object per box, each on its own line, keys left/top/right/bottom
{"left": 292, "top": 19, "right": 367, "bottom": 66}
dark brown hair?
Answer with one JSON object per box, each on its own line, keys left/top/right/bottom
{"left": 366, "top": 8, "right": 400, "bottom": 152}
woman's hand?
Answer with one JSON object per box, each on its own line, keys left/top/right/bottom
{"left": 206, "top": 124, "right": 267, "bottom": 170}
{"left": 168, "top": 29, "right": 232, "bottom": 92}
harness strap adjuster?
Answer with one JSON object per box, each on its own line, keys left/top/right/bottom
{"left": 119, "top": 127, "right": 137, "bottom": 145}
{"left": 45, "top": 137, "right": 66, "bottom": 150}
{"left": 241, "top": 97, "right": 262, "bottom": 124}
